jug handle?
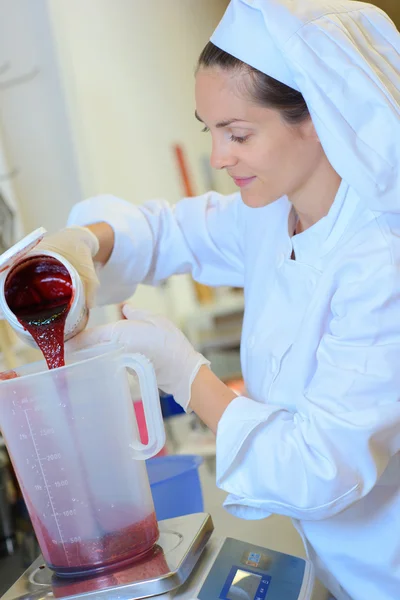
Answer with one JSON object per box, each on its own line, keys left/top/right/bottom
{"left": 121, "top": 352, "right": 166, "bottom": 459}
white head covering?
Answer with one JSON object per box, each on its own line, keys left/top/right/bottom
{"left": 211, "top": 0, "right": 400, "bottom": 213}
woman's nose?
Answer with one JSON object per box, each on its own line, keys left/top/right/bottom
{"left": 210, "top": 139, "right": 238, "bottom": 171}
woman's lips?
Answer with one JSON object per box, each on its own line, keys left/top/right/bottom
{"left": 232, "top": 176, "right": 256, "bottom": 188}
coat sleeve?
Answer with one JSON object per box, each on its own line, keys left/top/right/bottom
{"left": 67, "top": 192, "right": 245, "bottom": 305}
{"left": 216, "top": 260, "right": 400, "bottom": 521}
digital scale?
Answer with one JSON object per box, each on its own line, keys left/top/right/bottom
{"left": 1, "top": 513, "right": 317, "bottom": 600}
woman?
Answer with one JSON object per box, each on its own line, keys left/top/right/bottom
{"left": 40, "top": 1, "right": 400, "bottom": 598}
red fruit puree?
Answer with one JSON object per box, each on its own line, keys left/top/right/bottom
{"left": 52, "top": 543, "right": 168, "bottom": 596}
{"left": 34, "top": 510, "right": 159, "bottom": 577}
{"left": 4, "top": 256, "right": 72, "bottom": 369}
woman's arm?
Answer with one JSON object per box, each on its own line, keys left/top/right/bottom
{"left": 68, "top": 191, "right": 246, "bottom": 305}
{"left": 190, "top": 366, "right": 237, "bottom": 433}
{"left": 86, "top": 222, "right": 115, "bottom": 265}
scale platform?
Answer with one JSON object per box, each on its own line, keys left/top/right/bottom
{"left": 1, "top": 513, "right": 213, "bottom": 600}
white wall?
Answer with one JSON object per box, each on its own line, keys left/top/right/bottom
{"left": 0, "top": 0, "right": 83, "bottom": 234}
{"left": 0, "top": 0, "right": 233, "bottom": 323}
{"left": 0, "top": 124, "right": 23, "bottom": 242}
{"left": 47, "top": 0, "right": 232, "bottom": 202}
{"left": 47, "top": 0, "right": 233, "bottom": 321}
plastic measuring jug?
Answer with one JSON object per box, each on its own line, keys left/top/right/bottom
{"left": 0, "top": 344, "right": 166, "bottom": 577}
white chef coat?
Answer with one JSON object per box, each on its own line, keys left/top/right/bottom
{"left": 68, "top": 181, "right": 400, "bottom": 600}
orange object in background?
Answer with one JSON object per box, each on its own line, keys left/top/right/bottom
{"left": 173, "top": 145, "right": 195, "bottom": 198}
{"left": 133, "top": 401, "right": 167, "bottom": 458}
{"left": 173, "top": 144, "right": 215, "bottom": 305}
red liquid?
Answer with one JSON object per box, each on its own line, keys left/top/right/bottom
{"left": 38, "top": 511, "right": 159, "bottom": 577}
{"left": 4, "top": 256, "right": 72, "bottom": 369}
{"left": 52, "top": 544, "right": 169, "bottom": 597}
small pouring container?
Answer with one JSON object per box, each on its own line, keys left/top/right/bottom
{"left": 0, "top": 228, "right": 88, "bottom": 347}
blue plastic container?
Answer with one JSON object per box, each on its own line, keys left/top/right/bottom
{"left": 146, "top": 455, "right": 204, "bottom": 521}
{"left": 159, "top": 393, "right": 185, "bottom": 418}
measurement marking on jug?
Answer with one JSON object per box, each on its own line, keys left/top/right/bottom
{"left": 47, "top": 453, "right": 62, "bottom": 461}
{"left": 24, "top": 409, "right": 70, "bottom": 566}
{"left": 54, "top": 480, "right": 69, "bottom": 488}
{"left": 62, "top": 509, "right": 77, "bottom": 517}
{"left": 40, "top": 427, "right": 55, "bottom": 437}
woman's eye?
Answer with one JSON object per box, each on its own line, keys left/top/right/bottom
{"left": 201, "top": 126, "right": 249, "bottom": 144}
{"left": 230, "top": 134, "right": 250, "bottom": 144}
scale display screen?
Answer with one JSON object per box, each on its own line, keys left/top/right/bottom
{"left": 198, "top": 538, "right": 308, "bottom": 600}
{"left": 221, "top": 566, "right": 271, "bottom": 599}
{"left": 227, "top": 570, "right": 262, "bottom": 598}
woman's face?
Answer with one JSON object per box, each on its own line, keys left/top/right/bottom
{"left": 195, "top": 66, "right": 324, "bottom": 208}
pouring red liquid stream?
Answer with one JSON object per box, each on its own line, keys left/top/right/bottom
{"left": 4, "top": 256, "right": 73, "bottom": 369}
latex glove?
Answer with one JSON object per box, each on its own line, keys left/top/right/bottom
{"left": 37, "top": 226, "right": 100, "bottom": 307}
{"left": 68, "top": 304, "right": 210, "bottom": 411}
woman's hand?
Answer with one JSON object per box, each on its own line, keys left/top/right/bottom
{"left": 37, "top": 226, "right": 100, "bottom": 307}
{"left": 67, "top": 304, "right": 211, "bottom": 411}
